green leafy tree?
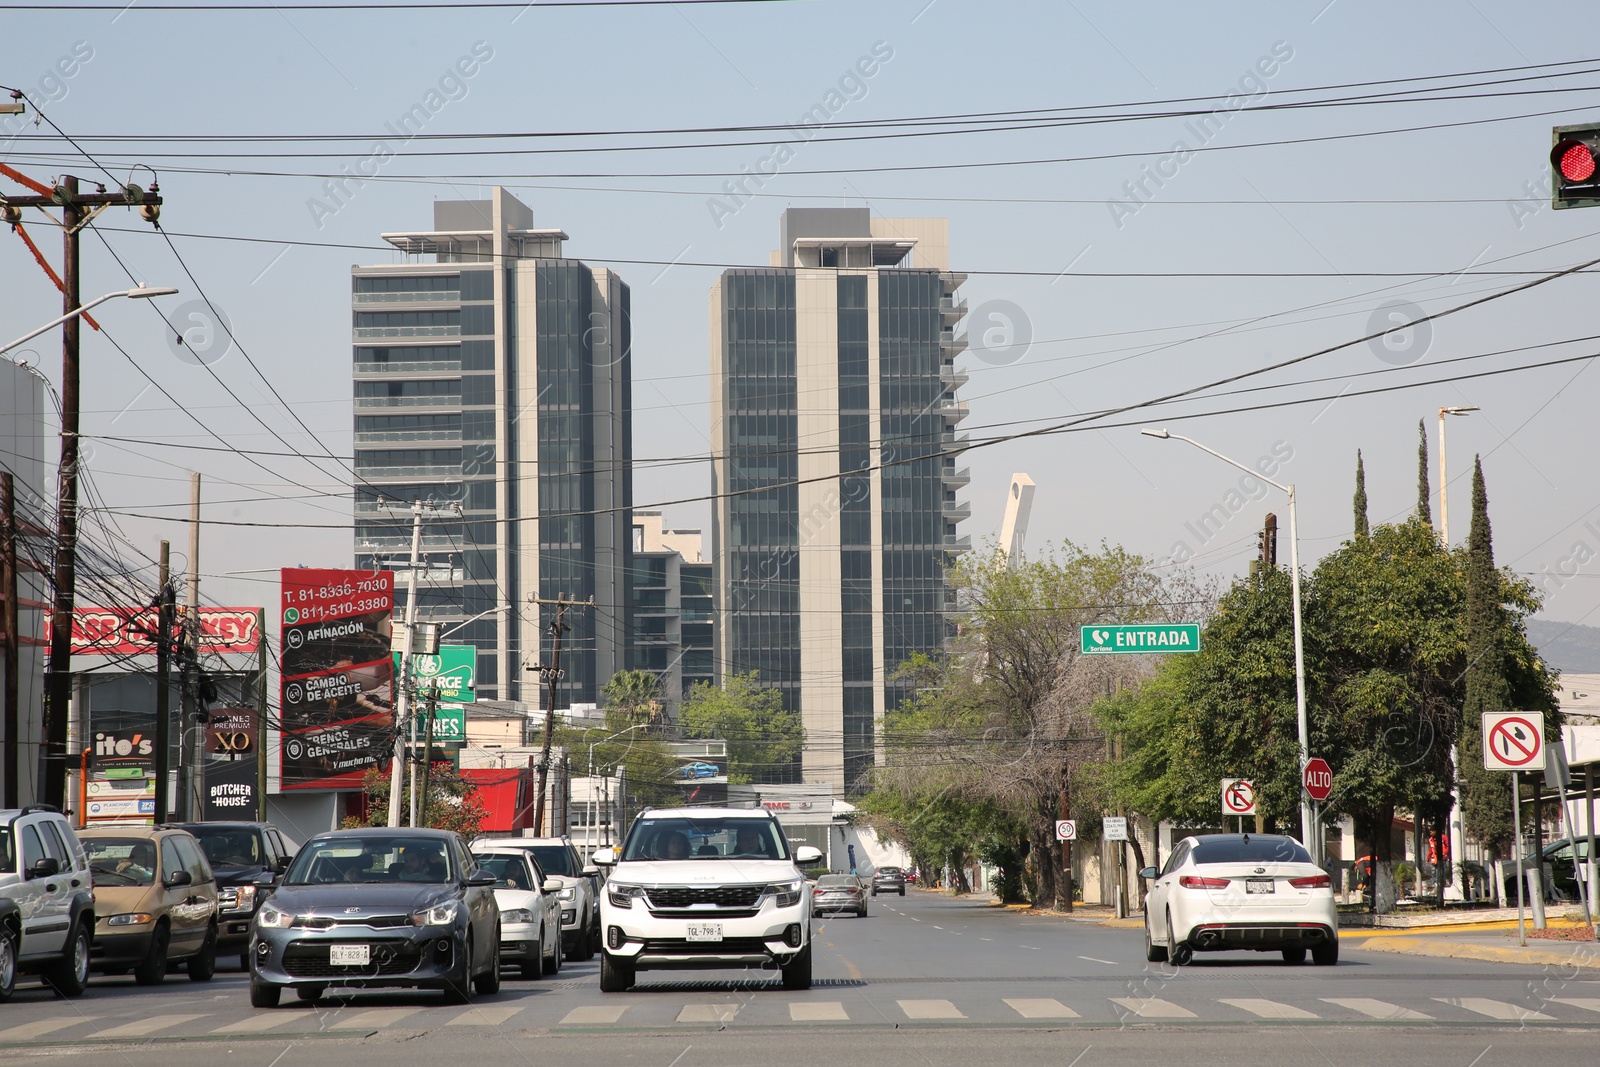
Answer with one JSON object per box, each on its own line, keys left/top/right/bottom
{"left": 679, "top": 672, "right": 803, "bottom": 784}
{"left": 1416, "top": 419, "right": 1433, "bottom": 526}
{"left": 602, "top": 669, "right": 664, "bottom": 727}
{"left": 1353, "top": 450, "right": 1369, "bottom": 540}
{"left": 556, "top": 708, "right": 683, "bottom": 817}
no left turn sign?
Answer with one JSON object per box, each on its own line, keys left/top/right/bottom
{"left": 1482, "top": 711, "right": 1546, "bottom": 771}
{"left": 1222, "top": 778, "right": 1257, "bottom": 816}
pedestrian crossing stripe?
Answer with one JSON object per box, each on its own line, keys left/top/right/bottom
{"left": 1434, "top": 997, "right": 1554, "bottom": 1022}
{"left": 96, "top": 1015, "right": 207, "bottom": 1038}
{"left": 1109, "top": 997, "right": 1197, "bottom": 1019}
{"left": 1320, "top": 998, "right": 1432, "bottom": 1021}
{"left": 1219, "top": 999, "right": 1318, "bottom": 1020}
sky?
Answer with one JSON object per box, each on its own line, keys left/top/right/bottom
{"left": 4, "top": 0, "right": 1600, "bottom": 650}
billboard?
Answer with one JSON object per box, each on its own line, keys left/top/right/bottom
{"left": 47, "top": 606, "right": 262, "bottom": 656}
{"left": 202, "top": 756, "right": 261, "bottom": 820}
{"left": 278, "top": 569, "right": 394, "bottom": 790}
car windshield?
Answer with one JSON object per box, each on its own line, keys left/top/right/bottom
{"left": 1190, "top": 837, "right": 1312, "bottom": 865}
{"left": 185, "top": 826, "right": 263, "bottom": 869}
{"left": 526, "top": 845, "right": 573, "bottom": 877}
{"left": 621, "top": 816, "right": 789, "bottom": 862}
{"left": 85, "top": 837, "right": 157, "bottom": 886}
{"left": 475, "top": 854, "right": 536, "bottom": 890}
{"left": 285, "top": 837, "right": 454, "bottom": 885}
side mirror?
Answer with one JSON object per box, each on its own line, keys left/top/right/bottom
{"left": 253, "top": 872, "right": 280, "bottom": 888}
{"left": 581, "top": 864, "right": 599, "bottom": 877}
{"left": 466, "top": 868, "right": 498, "bottom": 887}
{"left": 1138, "top": 866, "right": 1158, "bottom": 881}
{"left": 28, "top": 856, "right": 61, "bottom": 879}
{"left": 794, "top": 846, "right": 823, "bottom": 865}
{"left": 165, "top": 869, "right": 193, "bottom": 888}
{"left": 542, "top": 878, "right": 564, "bottom": 894}
{"left": 590, "top": 848, "right": 617, "bottom": 867}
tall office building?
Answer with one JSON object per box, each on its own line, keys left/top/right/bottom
{"left": 353, "top": 189, "right": 632, "bottom": 705}
{"left": 709, "top": 209, "right": 970, "bottom": 793}
{"left": 628, "top": 512, "right": 716, "bottom": 720}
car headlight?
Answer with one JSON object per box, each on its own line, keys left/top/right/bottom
{"left": 256, "top": 904, "right": 294, "bottom": 929}
{"left": 557, "top": 886, "right": 577, "bottom": 902}
{"left": 607, "top": 883, "right": 646, "bottom": 909}
{"left": 413, "top": 901, "right": 459, "bottom": 927}
{"left": 770, "top": 879, "right": 804, "bottom": 907}
{"left": 500, "top": 908, "right": 534, "bottom": 924}
{"left": 106, "top": 913, "right": 154, "bottom": 926}
{"left": 232, "top": 886, "right": 258, "bottom": 911}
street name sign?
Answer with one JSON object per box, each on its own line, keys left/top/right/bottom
{"left": 1222, "top": 778, "right": 1257, "bottom": 817}
{"left": 1055, "top": 820, "right": 1077, "bottom": 841}
{"left": 1080, "top": 624, "right": 1201, "bottom": 655}
{"left": 1482, "top": 711, "right": 1545, "bottom": 771}
{"left": 1302, "top": 758, "right": 1334, "bottom": 802}
{"left": 1103, "top": 816, "right": 1129, "bottom": 841}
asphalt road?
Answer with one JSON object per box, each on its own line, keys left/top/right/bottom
{"left": 4, "top": 889, "right": 1597, "bottom": 1065}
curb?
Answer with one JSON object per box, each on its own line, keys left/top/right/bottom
{"left": 1350, "top": 936, "right": 1600, "bottom": 969}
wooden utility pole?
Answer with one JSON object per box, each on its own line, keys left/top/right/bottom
{"left": 529, "top": 594, "right": 590, "bottom": 836}
{"left": 177, "top": 473, "right": 202, "bottom": 820}
{"left": 153, "top": 541, "right": 174, "bottom": 824}
{"left": 255, "top": 608, "right": 268, "bottom": 822}
{"left": 2, "top": 473, "right": 17, "bottom": 808}
{"left": 1059, "top": 765, "right": 1073, "bottom": 913}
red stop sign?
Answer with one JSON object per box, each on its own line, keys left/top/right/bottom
{"left": 1303, "top": 758, "right": 1333, "bottom": 802}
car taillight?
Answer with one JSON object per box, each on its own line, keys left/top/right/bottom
{"left": 1289, "top": 875, "right": 1332, "bottom": 889}
{"left": 1178, "top": 875, "right": 1230, "bottom": 889}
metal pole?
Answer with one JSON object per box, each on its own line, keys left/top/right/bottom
{"left": 1286, "top": 484, "right": 1314, "bottom": 860}
{"left": 1513, "top": 771, "right": 1526, "bottom": 947}
{"left": 2, "top": 473, "right": 17, "bottom": 808}
{"left": 1587, "top": 766, "right": 1598, "bottom": 921}
{"left": 388, "top": 504, "right": 423, "bottom": 828}
{"left": 1438, "top": 410, "right": 1450, "bottom": 546}
{"left": 1555, "top": 765, "right": 1593, "bottom": 929}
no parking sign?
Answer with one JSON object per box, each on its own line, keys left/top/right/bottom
{"left": 1222, "top": 778, "right": 1257, "bottom": 817}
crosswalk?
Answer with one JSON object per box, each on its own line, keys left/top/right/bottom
{"left": 5, "top": 991, "right": 1600, "bottom": 1041}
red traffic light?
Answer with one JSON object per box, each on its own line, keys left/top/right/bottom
{"left": 1552, "top": 138, "right": 1598, "bottom": 183}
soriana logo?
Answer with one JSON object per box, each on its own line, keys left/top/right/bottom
{"left": 47, "top": 607, "right": 262, "bottom": 655}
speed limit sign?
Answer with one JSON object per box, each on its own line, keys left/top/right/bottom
{"left": 1054, "top": 820, "right": 1077, "bottom": 842}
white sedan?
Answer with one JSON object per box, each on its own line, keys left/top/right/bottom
{"left": 1140, "top": 834, "right": 1338, "bottom": 966}
{"left": 471, "top": 848, "right": 564, "bottom": 979}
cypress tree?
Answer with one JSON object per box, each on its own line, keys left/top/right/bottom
{"left": 1459, "top": 455, "right": 1512, "bottom": 853}
{"left": 1353, "top": 450, "right": 1369, "bottom": 540}
{"left": 1416, "top": 419, "right": 1432, "bottom": 526}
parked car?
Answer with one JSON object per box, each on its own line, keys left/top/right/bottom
{"left": 471, "top": 847, "right": 563, "bottom": 979}
{"left": 249, "top": 828, "right": 500, "bottom": 1007}
{"left": 0, "top": 805, "right": 95, "bottom": 999}
{"left": 474, "top": 836, "right": 598, "bottom": 961}
{"left": 172, "top": 821, "right": 296, "bottom": 970}
{"left": 1141, "top": 833, "right": 1338, "bottom": 966}
{"left": 813, "top": 874, "right": 869, "bottom": 916}
{"left": 1500, "top": 837, "right": 1593, "bottom": 904}
{"left": 79, "top": 825, "right": 220, "bottom": 984}
{"left": 592, "top": 807, "right": 823, "bottom": 992}
{"left": 871, "top": 866, "right": 906, "bottom": 897}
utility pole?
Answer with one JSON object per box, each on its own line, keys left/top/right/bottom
{"left": 152, "top": 541, "right": 174, "bottom": 824}
{"left": 416, "top": 686, "right": 438, "bottom": 828}
{"left": 1059, "top": 765, "right": 1073, "bottom": 913}
{"left": 2, "top": 473, "right": 17, "bottom": 809}
{"left": 177, "top": 473, "right": 202, "bottom": 821}
{"left": 529, "top": 594, "right": 590, "bottom": 836}
{"left": 255, "top": 608, "right": 268, "bottom": 822}
{"left": 2, "top": 172, "right": 164, "bottom": 810}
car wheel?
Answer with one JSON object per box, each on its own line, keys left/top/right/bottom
{"left": 580, "top": 920, "right": 597, "bottom": 961}
{"left": 598, "top": 951, "right": 633, "bottom": 992}
{"left": 1143, "top": 917, "right": 1168, "bottom": 963}
{"left": 188, "top": 926, "right": 218, "bottom": 981}
{"left": 45, "top": 921, "right": 91, "bottom": 997}
{"left": 1166, "top": 910, "right": 1192, "bottom": 967}
{"left": 296, "top": 984, "right": 324, "bottom": 1002}
{"left": 519, "top": 931, "right": 543, "bottom": 981}
{"left": 443, "top": 939, "right": 473, "bottom": 1004}
{"left": 1312, "top": 940, "right": 1339, "bottom": 966}
{"left": 545, "top": 924, "right": 563, "bottom": 975}
{"left": 250, "top": 979, "right": 282, "bottom": 1008}
{"left": 0, "top": 924, "right": 17, "bottom": 1002}
{"left": 781, "top": 945, "right": 812, "bottom": 991}
{"left": 899, "top": 888, "right": 905, "bottom": 896}
{"left": 133, "top": 923, "right": 171, "bottom": 986}
{"left": 474, "top": 930, "right": 501, "bottom": 995}
{"left": 239, "top": 951, "right": 252, "bottom": 973}
{"left": 1281, "top": 946, "right": 1308, "bottom": 965}
{"left": 871, "top": 888, "right": 877, "bottom": 897}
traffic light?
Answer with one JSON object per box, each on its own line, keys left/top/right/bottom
{"left": 1550, "top": 124, "right": 1600, "bottom": 209}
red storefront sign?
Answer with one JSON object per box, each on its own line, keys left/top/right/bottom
{"left": 47, "top": 606, "right": 262, "bottom": 656}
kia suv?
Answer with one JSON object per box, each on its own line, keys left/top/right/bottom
{"left": 0, "top": 805, "right": 95, "bottom": 999}
{"left": 593, "top": 808, "right": 822, "bottom": 992}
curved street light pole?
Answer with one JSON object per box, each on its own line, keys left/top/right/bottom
{"left": 1142, "top": 428, "right": 1315, "bottom": 861}
{"left": 589, "top": 721, "right": 648, "bottom": 855}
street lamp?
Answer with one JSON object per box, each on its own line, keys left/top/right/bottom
{"left": 589, "top": 722, "right": 648, "bottom": 854}
{"left": 0, "top": 285, "right": 178, "bottom": 356}
{"left": 1142, "top": 428, "right": 1315, "bottom": 859}
{"left": 1437, "top": 406, "right": 1479, "bottom": 546}
{"left": 438, "top": 604, "right": 512, "bottom": 642}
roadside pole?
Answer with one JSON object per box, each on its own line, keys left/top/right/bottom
{"left": 255, "top": 608, "right": 267, "bottom": 822}
{"left": 1513, "top": 771, "right": 1526, "bottom": 947}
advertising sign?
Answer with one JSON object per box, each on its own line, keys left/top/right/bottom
{"left": 48, "top": 606, "right": 262, "bottom": 656}
{"left": 279, "top": 568, "right": 394, "bottom": 790}
{"left": 91, "top": 729, "right": 155, "bottom": 772}
{"left": 206, "top": 707, "right": 258, "bottom": 755}
{"left": 202, "top": 756, "right": 261, "bottom": 820}
{"left": 395, "top": 645, "right": 477, "bottom": 704}
{"left": 85, "top": 776, "right": 154, "bottom": 824}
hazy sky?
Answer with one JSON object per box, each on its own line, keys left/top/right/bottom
{"left": 4, "top": 0, "right": 1599, "bottom": 653}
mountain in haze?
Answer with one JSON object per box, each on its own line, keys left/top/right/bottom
{"left": 1527, "top": 617, "right": 1600, "bottom": 674}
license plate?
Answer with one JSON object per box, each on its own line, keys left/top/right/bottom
{"left": 1246, "top": 878, "right": 1275, "bottom": 894}
{"left": 685, "top": 923, "right": 723, "bottom": 942}
{"left": 329, "top": 944, "right": 370, "bottom": 965}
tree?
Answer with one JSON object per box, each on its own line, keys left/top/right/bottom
{"left": 602, "top": 669, "right": 664, "bottom": 727}
{"left": 1416, "top": 419, "right": 1432, "bottom": 526}
{"left": 679, "top": 672, "right": 803, "bottom": 784}
{"left": 1353, "top": 450, "right": 1369, "bottom": 540}
{"left": 556, "top": 708, "right": 683, "bottom": 818}
{"left": 344, "top": 763, "right": 487, "bottom": 840}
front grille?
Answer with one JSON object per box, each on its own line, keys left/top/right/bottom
{"left": 218, "top": 888, "right": 240, "bottom": 908}
{"left": 297, "top": 914, "right": 412, "bottom": 930}
{"left": 646, "top": 886, "right": 764, "bottom": 910}
{"left": 281, "top": 939, "right": 422, "bottom": 978}
{"left": 641, "top": 937, "right": 775, "bottom": 955}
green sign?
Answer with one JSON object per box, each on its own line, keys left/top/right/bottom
{"left": 426, "top": 704, "right": 466, "bottom": 742}
{"left": 395, "top": 644, "right": 476, "bottom": 703}
{"left": 1080, "top": 624, "right": 1202, "bottom": 655}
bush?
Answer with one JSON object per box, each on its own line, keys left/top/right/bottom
{"left": 1394, "top": 862, "right": 1415, "bottom": 890}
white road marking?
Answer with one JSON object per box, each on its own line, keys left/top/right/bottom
{"left": 446, "top": 1006, "right": 524, "bottom": 1026}
{"left": 898, "top": 999, "right": 965, "bottom": 1020}
{"left": 1005, "top": 998, "right": 1080, "bottom": 1019}
{"left": 326, "top": 1008, "right": 424, "bottom": 1029}
{"left": 0, "top": 1018, "right": 97, "bottom": 1040}
{"left": 1434, "top": 998, "right": 1554, "bottom": 1022}
{"left": 790, "top": 1002, "right": 850, "bottom": 1021}
{"left": 932, "top": 925, "right": 944, "bottom": 930}
{"left": 1077, "top": 956, "right": 1117, "bottom": 965}
{"left": 1321, "top": 998, "right": 1433, "bottom": 1021}
{"left": 1221, "top": 998, "right": 1319, "bottom": 1020}
{"left": 1110, "top": 997, "right": 1197, "bottom": 1019}
{"left": 1551, "top": 998, "right": 1600, "bottom": 1013}
{"left": 559, "top": 1005, "right": 629, "bottom": 1025}
{"left": 212, "top": 1015, "right": 306, "bottom": 1033}
{"left": 97, "top": 1015, "right": 206, "bottom": 1038}
{"left": 677, "top": 1004, "right": 740, "bottom": 1023}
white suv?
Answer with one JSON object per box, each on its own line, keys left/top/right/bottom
{"left": 593, "top": 808, "right": 822, "bottom": 992}
{"left": 0, "top": 805, "right": 95, "bottom": 999}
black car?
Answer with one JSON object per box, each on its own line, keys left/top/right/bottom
{"left": 872, "top": 866, "right": 906, "bottom": 896}
{"left": 248, "top": 828, "right": 500, "bottom": 1007}
{"left": 172, "top": 822, "right": 296, "bottom": 970}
